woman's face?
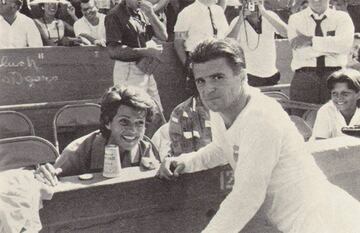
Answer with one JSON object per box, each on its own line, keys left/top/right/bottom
{"left": 331, "top": 82, "right": 360, "bottom": 113}
{"left": 107, "top": 105, "right": 146, "bottom": 152}
{"left": 44, "top": 3, "right": 58, "bottom": 17}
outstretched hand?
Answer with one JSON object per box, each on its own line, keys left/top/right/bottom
{"left": 156, "top": 158, "right": 185, "bottom": 180}
{"left": 34, "top": 163, "right": 62, "bottom": 186}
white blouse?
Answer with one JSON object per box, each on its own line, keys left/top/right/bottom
{"left": 174, "top": 87, "right": 360, "bottom": 233}
{"left": 312, "top": 101, "right": 360, "bottom": 139}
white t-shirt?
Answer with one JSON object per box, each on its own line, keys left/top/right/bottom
{"left": 0, "top": 13, "right": 42, "bottom": 48}
{"left": 174, "top": 0, "right": 229, "bottom": 52}
{"left": 229, "top": 12, "right": 280, "bottom": 77}
{"left": 312, "top": 101, "right": 360, "bottom": 139}
{"left": 174, "top": 87, "right": 360, "bottom": 233}
{"left": 73, "top": 13, "right": 106, "bottom": 41}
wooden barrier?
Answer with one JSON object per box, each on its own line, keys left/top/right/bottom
{"left": 39, "top": 136, "right": 360, "bottom": 233}
{"left": 0, "top": 40, "right": 294, "bottom": 142}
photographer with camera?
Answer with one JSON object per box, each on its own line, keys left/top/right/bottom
{"left": 227, "top": 0, "right": 287, "bottom": 87}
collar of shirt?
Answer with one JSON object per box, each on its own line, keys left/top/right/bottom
{"left": 305, "top": 6, "right": 332, "bottom": 19}
{"left": 194, "top": 0, "right": 213, "bottom": 11}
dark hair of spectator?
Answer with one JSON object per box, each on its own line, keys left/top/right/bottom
{"left": 190, "top": 38, "right": 246, "bottom": 76}
{"left": 327, "top": 68, "right": 360, "bottom": 93}
{"left": 80, "top": 0, "right": 90, "bottom": 4}
{"left": 99, "top": 85, "right": 155, "bottom": 139}
{"left": 14, "top": 0, "right": 23, "bottom": 9}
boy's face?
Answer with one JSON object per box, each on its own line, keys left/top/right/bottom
{"left": 331, "top": 82, "right": 360, "bottom": 113}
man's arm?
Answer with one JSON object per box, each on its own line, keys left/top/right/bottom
{"left": 226, "top": 15, "right": 244, "bottom": 40}
{"left": 107, "top": 43, "right": 162, "bottom": 62}
{"left": 28, "top": 20, "right": 43, "bottom": 47}
{"left": 153, "top": 0, "right": 170, "bottom": 13}
{"left": 140, "top": 0, "right": 168, "bottom": 41}
{"left": 173, "top": 32, "right": 187, "bottom": 65}
{"left": 259, "top": 6, "right": 288, "bottom": 37}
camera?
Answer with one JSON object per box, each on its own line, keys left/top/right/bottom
{"left": 243, "top": 0, "right": 258, "bottom": 12}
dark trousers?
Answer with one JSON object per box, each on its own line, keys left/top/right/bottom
{"left": 290, "top": 67, "right": 341, "bottom": 116}
{"left": 247, "top": 72, "right": 281, "bottom": 87}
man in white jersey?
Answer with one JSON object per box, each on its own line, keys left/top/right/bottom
{"left": 157, "top": 38, "right": 360, "bottom": 233}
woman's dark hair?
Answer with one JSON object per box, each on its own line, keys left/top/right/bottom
{"left": 99, "top": 85, "right": 155, "bottom": 139}
{"left": 327, "top": 68, "right": 360, "bottom": 93}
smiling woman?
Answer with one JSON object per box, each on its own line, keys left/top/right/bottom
{"left": 312, "top": 68, "right": 360, "bottom": 140}
{"left": 35, "top": 85, "right": 161, "bottom": 186}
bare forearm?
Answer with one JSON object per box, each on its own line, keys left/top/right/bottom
{"left": 147, "top": 12, "right": 168, "bottom": 41}
{"left": 262, "top": 10, "right": 288, "bottom": 37}
{"left": 79, "top": 33, "right": 97, "bottom": 44}
{"left": 154, "top": 0, "right": 169, "bottom": 13}
{"left": 108, "top": 45, "right": 152, "bottom": 61}
{"left": 227, "top": 17, "right": 244, "bottom": 39}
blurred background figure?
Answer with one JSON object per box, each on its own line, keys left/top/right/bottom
{"left": 32, "top": 0, "right": 83, "bottom": 46}
{"left": 74, "top": 0, "right": 106, "bottom": 46}
{"left": 0, "top": 0, "right": 43, "bottom": 48}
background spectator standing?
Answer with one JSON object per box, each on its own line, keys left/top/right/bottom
{"left": 74, "top": 0, "right": 106, "bottom": 46}
{"left": 227, "top": 0, "right": 288, "bottom": 87}
{"left": 105, "top": 0, "right": 167, "bottom": 110}
{"left": 288, "top": 0, "right": 354, "bottom": 115}
{"left": 0, "top": 0, "right": 43, "bottom": 48}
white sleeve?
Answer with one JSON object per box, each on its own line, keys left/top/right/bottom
{"left": 73, "top": 20, "right": 81, "bottom": 37}
{"left": 174, "top": 142, "right": 229, "bottom": 173}
{"left": 27, "top": 20, "right": 43, "bottom": 47}
{"left": 287, "top": 14, "right": 297, "bottom": 41}
{"left": 202, "top": 116, "right": 282, "bottom": 233}
{"left": 312, "top": 105, "right": 332, "bottom": 139}
{"left": 312, "top": 12, "right": 354, "bottom": 54}
{"left": 174, "top": 9, "right": 190, "bottom": 33}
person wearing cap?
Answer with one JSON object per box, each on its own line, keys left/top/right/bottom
{"left": 227, "top": 0, "right": 288, "bottom": 87}
{"left": 288, "top": 0, "right": 355, "bottom": 116}
{"left": 0, "top": 0, "right": 43, "bottom": 48}
{"left": 73, "top": 0, "right": 106, "bottom": 46}
{"left": 32, "top": 0, "right": 84, "bottom": 46}
{"left": 105, "top": 0, "right": 167, "bottom": 111}
{"left": 34, "top": 85, "right": 161, "bottom": 186}
{"left": 312, "top": 68, "right": 360, "bottom": 140}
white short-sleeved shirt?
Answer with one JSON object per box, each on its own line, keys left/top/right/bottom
{"left": 174, "top": 87, "right": 360, "bottom": 233}
{"left": 312, "top": 101, "right": 360, "bottom": 139}
{"left": 74, "top": 13, "right": 106, "bottom": 41}
{"left": 228, "top": 12, "right": 279, "bottom": 77}
{"left": 174, "top": 0, "right": 229, "bottom": 52}
{"left": 288, "top": 7, "right": 354, "bottom": 71}
{"left": 0, "top": 13, "right": 43, "bottom": 48}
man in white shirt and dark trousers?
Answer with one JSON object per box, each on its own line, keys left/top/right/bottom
{"left": 74, "top": 0, "right": 106, "bottom": 46}
{"left": 227, "top": 0, "right": 287, "bottom": 87}
{"left": 173, "top": 0, "right": 228, "bottom": 90}
{"left": 288, "top": 0, "right": 354, "bottom": 115}
{"left": 0, "top": 0, "right": 42, "bottom": 48}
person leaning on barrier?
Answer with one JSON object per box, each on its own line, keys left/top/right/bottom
{"left": 35, "top": 85, "right": 160, "bottom": 186}
{"left": 311, "top": 68, "right": 360, "bottom": 140}
{"left": 0, "top": 0, "right": 43, "bottom": 48}
{"left": 157, "top": 38, "right": 360, "bottom": 233}
{"left": 73, "top": 0, "right": 106, "bottom": 46}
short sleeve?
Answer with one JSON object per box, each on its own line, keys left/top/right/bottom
{"left": 174, "top": 9, "right": 191, "bottom": 33}
{"left": 105, "top": 14, "right": 123, "bottom": 45}
{"left": 73, "top": 20, "right": 81, "bottom": 37}
{"left": 312, "top": 105, "right": 332, "bottom": 139}
{"left": 27, "top": 19, "right": 43, "bottom": 47}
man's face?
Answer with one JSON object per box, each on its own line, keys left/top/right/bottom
{"left": 107, "top": 105, "right": 146, "bottom": 152}
{"left": 81, "top": 1, "right": 97, "bottom": 21}
{"left": 0, "top": 0, "right": 18, "bottom": 16}
{"left": 331, "top": 82, "right": 360, "bottom": 113}
{"left": 308, "top": 0, "right": 329, "bottom": 14}
{"left": 192, "top": 57, "right": 244, "bottom": 113}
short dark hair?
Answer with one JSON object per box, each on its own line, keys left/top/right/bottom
{"left": 190, "top": 38, "right": 246, "bottom": 76}
{"left": 99, "top": 85, "right": 155, "bottom": 139}
{"left": 80, "top": 0, "right": 90, "bottom": 4}
{"left": 327, "top": 68, "right": 360, "bottom": 93}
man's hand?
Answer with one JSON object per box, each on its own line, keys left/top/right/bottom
{"left": 94, "top": 39, "right": 107, "bottom": 47}
{"left": 290, "top": 30, "right": 313, "bottom": 50}
{"left": 34, "top": 163, "right": 62, "bottom": 186}
{"left": 156, "top": 158, "right": 185, "bottom": 180}
{"left": 145, "top": 43, "right": 164, "bottom": 60}
{"left": 139, "top": 0, "right": 155, "bottom": 16}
